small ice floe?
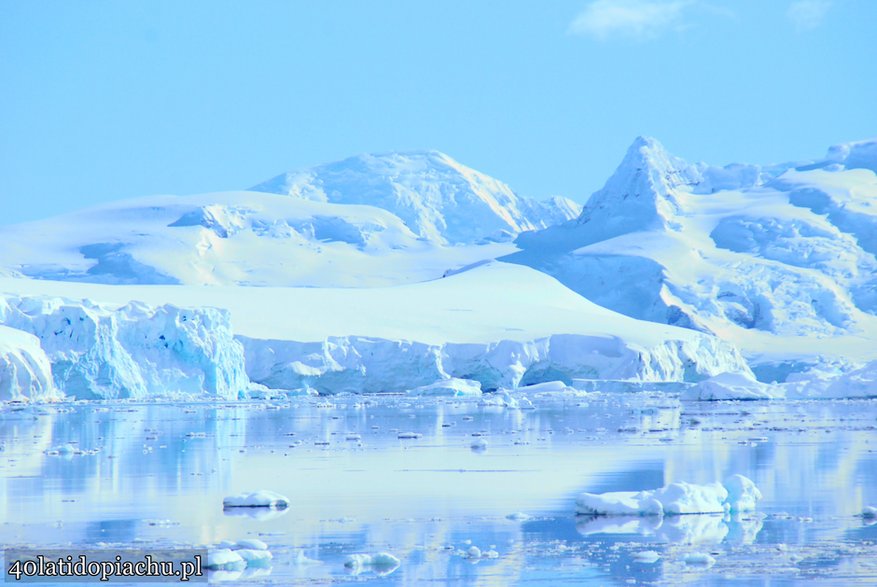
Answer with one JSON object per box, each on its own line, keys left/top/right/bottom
{"left": 682, "top": 552, "right": 716, "bottom": 566}
{"left": 518, "top": 381, "right": 575, "bottom": 394}
{"left": 397, "top": 432, "right": 422, "bottom": 440}
{"left": 234, "top": 549, "right": 272, "bottom": 568}
{"left": 466, "top": 546, "right": 481, "bottom": 559}
{"left": 45, "top": 443, "right": 89, "bottom": 457}
{"left": 470, "top": 438, "right": 488, "bottom": 452}
{"left": 860, "top": 506, "right": 877, "bottom": 519}
{"left": 205, "top": 549, "right": 246, "bottom": 571}
{"left": 506, "top": 512, "right": 531, "bottom": 521}
{"left": 632, "top": 550, "right": 661, "bottom": 564}
{"left": 479, "top": 390, "right": 535, "bottom": 409}
{"left": 575, "top": 475, "right": 761, "bottom": 516}
{"left": 234, "top": 539, "right": 268, "bottom": 551}
{"left": 222, "top": 490, "right": 290, "bottom": 509}
{"left": 409, "top": 378, "right": 482, "bottom": 397}
{"left": 343, "top": 553, "right": 400, "bottom": 576}
{"left": 682, "top": 372, "right": 782, "bottom": 401}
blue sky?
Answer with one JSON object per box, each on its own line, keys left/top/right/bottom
{"left": 1, "top": 0, "right": 875, "bottom": 224}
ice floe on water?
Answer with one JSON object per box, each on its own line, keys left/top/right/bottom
{"left": 576, "top": 475, "right": 761, "bottom": 516}
{"left": 343, "top": 552, "right": 400, "bottom": 576}
{"left": 408, "top": 377, "right": 482, "bottom": 397}
{"left": 222, "top": 490, "right": 289, "bottom": 509}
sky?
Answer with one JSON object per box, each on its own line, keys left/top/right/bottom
{"left": 1, "top": 0, "right": 875, "bottom": 225}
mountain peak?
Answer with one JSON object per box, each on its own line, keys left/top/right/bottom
{"left": 572, "top": 137, "right": 700, "bottom": 241}
{"left": 249, "top": 150, "right": 580, "bottom": 244}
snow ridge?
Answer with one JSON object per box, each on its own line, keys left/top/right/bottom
{"left": 250, "top": 150, "right": 581, "bottom": 244}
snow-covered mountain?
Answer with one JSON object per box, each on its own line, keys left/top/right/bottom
{"left": 250, "top": 150, "right": 581, "bottom": 244}
{"left": 506, "top": 136, "right": 877, "bottom": 374}
{"left": 0, "top": 152, "right": 579, "bottom": 287}
{"left": 2, "top": 138, "right": 877, "bottom": 401}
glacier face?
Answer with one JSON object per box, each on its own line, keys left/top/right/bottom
{"left": 506, "top": 137, "right": 877, "bottom": 373}
{"left": 0, "top": 325, "right": 58, "bottom": 402}
{"left": 240, "top": 332, "right": 749, "bottom": 394}
{"left": 0, "top": 296, "right": 248, "bottom": 400}
{"left": 250, "top": 150, "right": 581, "bottom": 245}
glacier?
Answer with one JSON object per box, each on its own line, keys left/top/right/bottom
{"left": 1, "top": 141, "right": 876, "bottom": 401}
{"left": 0, "top": 295, "right": 247, "bottom": 400}
{"left": 0, "top": 262, "right": 751, "bottom": 399}
{"left": 0, "top": 324, "right": 58, "bottom": 402}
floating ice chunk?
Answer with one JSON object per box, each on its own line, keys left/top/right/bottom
{"left": 483, "top": 549, "right": 499, "bottom": 559}
{"left": 205, "top": 549, "right": 246, "bottom": 570}
{"left": 234, "top": 549, "right": 272, "bottom": 567}
{"left": 344, "top": 552, "right": 400, "bottom": 575}
{"left": 222, "top": 490, "right": 289, "bottom": 509}
{"left": 397, "top": 432, "right": 422, "bottom": 439}
{"left": 576, "top": 476, "right": 760, "bottom": 516}
{"left": 506, "top": 512, "right": 532, "bottom": 521}
{"left": 683, "top": 552, "right": 716, "bottom": 566}
{"left": 518, "top": 381, "right": 575, "bottom": 393}
{"left": 48, "top": 443, "right": 79, "bottom": 456}
{"left": 652, "top": 482, "right": 729, "bottom": 515}
{"left": 861, "top": 506, "right": 877, "bottom": 519}
{"left": 575, "top": 490, "right": 663, "bottom": 516}
{"left": 723, "top": 474, "right": 763, "bottom": 513}
{"left": 409, "top": 377, "right": 482, "bottom": 397}
{"left": 470, "top": 438, "right": 487, "bottom": 452}
{"left": 233, "top": 539, "right": 268, "bottom": 551}
{"left": 682, "top": 372, "right": 782, "bottom": 401}
{"left": 466, "top": 546, "right": 482, "bottom": 559}
{"left": 632, "top": 550, "right": 661, "bottom": 564}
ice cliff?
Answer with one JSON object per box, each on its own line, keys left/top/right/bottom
{"left": 0, "top": 296, "right": 248, "bottom": 400}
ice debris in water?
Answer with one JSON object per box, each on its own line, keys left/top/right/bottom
{"left": 408, "top": 377, "right": 482, "bottom": 397}
{"left": 576, "top": 475, "right": 761, "bottom": 516}
{"left": 206, "top": 540, "right": 272, "bottom": 572}
{"left": 470, "top": 438, "right": 488, "bottom": 452}
{"left": 205, "top": 549, "right": 246, "bottom": 571}
{"left": 860, "top": 506, "right": 877, "bottom": 519}
{"left": 683, "top": 552, "right": 716, "bottom": 566}
{"left": 222, "top": 490, "right": 289, "bottom": 509}
{"left": 632, "top": 550, "right": 661, "bottom": 564}
{"left": 343, "top": 552, "right": 400, "bottom": 575}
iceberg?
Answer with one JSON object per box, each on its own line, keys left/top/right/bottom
{"left": 576, "top": 475, "right": 761, "bottom": 516}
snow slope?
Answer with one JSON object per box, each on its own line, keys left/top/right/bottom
{"left": 507, "top": 137, "right": 877, "bottom": 374}
{"left": 0, "top": 263, "right": 750, "bottom": 395}
{"left": 0, "top": 191, "right": 517, "bottom": 287}
{"left": 250, "top": 150, "right": 581, "bottom": 244}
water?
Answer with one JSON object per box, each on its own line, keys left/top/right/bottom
{"left": 1, "top": 393, "right": 876, "bottom": 585}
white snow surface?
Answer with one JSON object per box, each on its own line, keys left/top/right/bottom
{"left": 0, "top": 191, "right": 517, "bottom": 288}
{"left": 0, "top": 325, "right": 58, "bottom": 402}
{"left": 0, "top": 295, "right": 247, "bottom": 400}
{"left": 575, "top": 475, "right": 761, "bottom": 516}
{"left": 250, "top": 150, "right": 580, "bottom": 244}
{"left": 508, "top": 137, "right": 877, "bottom": 372}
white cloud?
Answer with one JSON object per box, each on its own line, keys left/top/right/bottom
{"left": 569, "top": 0, "right": 694, "bottom": 40}
{"left": 787, "top": 0, "right": 832, "bottom": 31}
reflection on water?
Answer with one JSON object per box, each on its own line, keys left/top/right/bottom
{"left": 1, "top": 394, "right": 876, "bottom": 585}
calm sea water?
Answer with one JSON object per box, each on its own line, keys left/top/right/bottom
{"left": 1, "top": 392, "right": 876, "bottom": 585}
